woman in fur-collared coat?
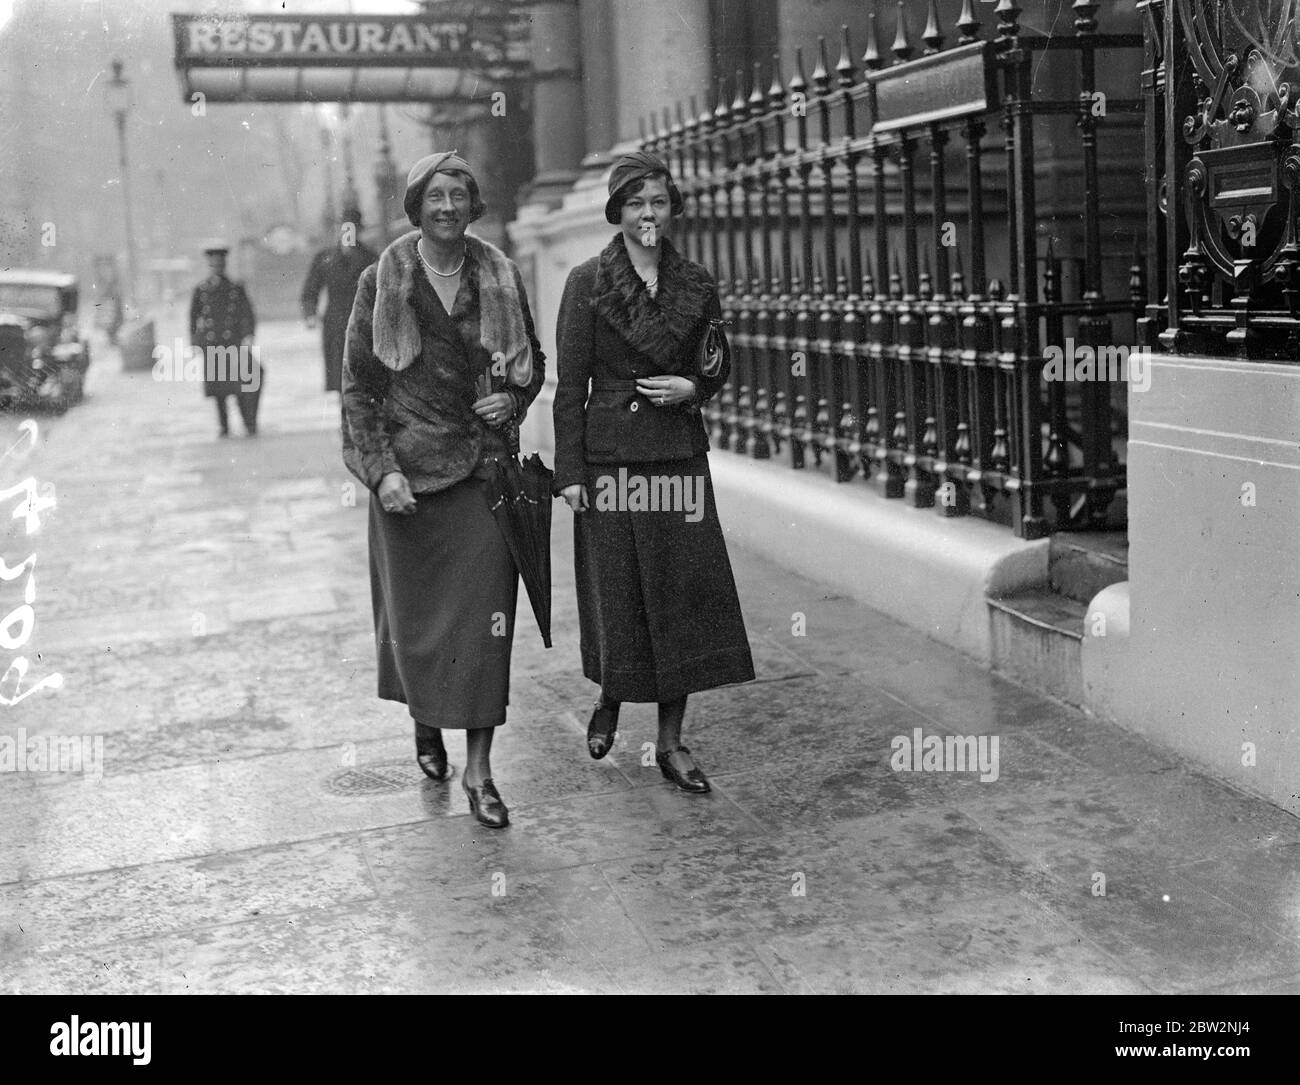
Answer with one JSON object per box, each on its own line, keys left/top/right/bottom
{"left": 553, "top": 151, "right": 755, "bottom": 795}
{"left": 342, "top": 151, "right": 545, "bottom": 829}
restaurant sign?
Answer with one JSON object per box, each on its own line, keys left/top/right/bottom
{"left": 172, "top": 13, "right": 527, "bottom": 68}
{"left": 170, "top": 12, "right": 530, "bottom": 103}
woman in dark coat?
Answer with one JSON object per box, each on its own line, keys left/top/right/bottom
{"left": 342, "top": 151, "right": 545, "bottom": 828}
{"left": 553, "top": 151, "right": 755, "bottom": 793}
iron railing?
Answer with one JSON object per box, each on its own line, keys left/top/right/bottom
{"left": 642, "top": 0, "right": 1146, "bottom": 538}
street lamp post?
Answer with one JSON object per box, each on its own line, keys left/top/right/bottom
{"left": 104, "top": 58, "right": 139, "bottom": 311}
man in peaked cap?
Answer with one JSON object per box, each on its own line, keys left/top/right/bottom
{"left": 189, "top": 238, "right": 262, "bottom": 437}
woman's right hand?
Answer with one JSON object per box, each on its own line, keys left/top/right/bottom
{"left": 560, "top": 484, "right": 589, "bottom": 513}
{"left": 378, "top": 472, "right": 417, "bottom": 515}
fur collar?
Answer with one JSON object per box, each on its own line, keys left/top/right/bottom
{"left": 371, "top": 229, "right": 532, "bottom": 386}
{"left": 591, "top": 232, "right": 713, "bottom": 371}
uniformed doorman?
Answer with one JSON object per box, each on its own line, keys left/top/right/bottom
{"left": 300, "top": 206, "right": 378, "bottom": 394}
{"left": 189, "top": 239, "right": 261, "bottom": 437}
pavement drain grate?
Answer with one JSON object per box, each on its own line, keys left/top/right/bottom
{"left": 323, "top": 759, "right": 425, "bottom": 796}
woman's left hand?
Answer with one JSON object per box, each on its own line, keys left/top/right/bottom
{"left": 473, "top": 392, "right": 514, "bottom": 428}
{"left": 636, "top": 375, "right": 696, "bottom": 408}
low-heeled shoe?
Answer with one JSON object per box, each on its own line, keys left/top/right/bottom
{"left": 463, "top": 777, "right": 510, "bottom": 828}
{"left": 586, "top": 701, "right": 619, "bottom": 760}
{"left": 414, "top": 723, "right": 450, "bottom": 781}
{"left": 656, "top": 745, "right": 711, "bottom": 794}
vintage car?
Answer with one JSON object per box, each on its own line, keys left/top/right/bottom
{"left": 0, "top": 270, "right": 91, "bottom": 413}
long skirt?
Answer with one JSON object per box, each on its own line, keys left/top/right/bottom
{"left": 575, "top": 453, "right": 755, "bottom": 703}
{"left": 368, "top": 475, "right": 518, "bottom": 729}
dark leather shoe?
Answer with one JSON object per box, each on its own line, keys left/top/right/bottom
{"left": 656, "top": 745, "right": 711, "bottom": 794}
{"left": 463, "top": 777, "right": 510, "bottom": 828}
{"left": 586, "top": 699, "right": 619, "bottom": 760}
{"left": 414, "top": 722, "right": 450, "bottom": 782}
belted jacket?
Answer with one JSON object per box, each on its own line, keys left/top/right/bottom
{"left": 552, "top": 233, "right": 728, "bottom": 493}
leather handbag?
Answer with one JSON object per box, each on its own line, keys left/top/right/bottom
{"left": 583, "top": 378, "right": 701, "bottom": 462}
{"left": 697, "top": 317, "right": 729, "bottom": 379}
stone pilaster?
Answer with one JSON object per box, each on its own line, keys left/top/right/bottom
{"left": 521, "top": 0, "right": 587, "bottom": 208}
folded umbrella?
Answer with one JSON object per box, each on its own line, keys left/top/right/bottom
{"left": 483, "top": 452, "right": 553, "bottom": 648}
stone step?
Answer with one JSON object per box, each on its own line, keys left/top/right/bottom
{"left": 1049, "top": 530, "right": 1129, "bottom": 605}
{"left": 987, "top": 590, "right": 1088, "bottom": 707}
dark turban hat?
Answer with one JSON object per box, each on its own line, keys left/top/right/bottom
{"left": 604, "top": 150, "right": 683, "bottom": 225}
{"left": 403, "top": 151, "right": 484, "bottom": 227}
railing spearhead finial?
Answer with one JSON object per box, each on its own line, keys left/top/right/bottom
{"left": 790, "top": 47, "right": 808, "bottom": 95}
{"left": 1129, "top": 234, "right": 1145, "bottom": 303}
{"left": 863, "top": 2, "right": 883, "bottom": 71}
{"left": 836, "top": 25, "right": 857, "bottom": 87}
{"left": 732, "top": 68, "right": 748, "bottom": 117}
{"left": 769, "top": 53, "right": 786, "bottom": 107}
{"left": 813, "top": 36, "right": 831, "bottom": 94}
{"left": 750, "top": 61, "right": 765, "bottom": 112}
{"left": 714, "top": 75, "right": 730, "bottom": 124}
{"left": 956, "top": 0, "right": 980, "bottom": 44}
{"left": 922, "top": 0, "right": 945, "bottom": 55}
{"left": 1043, "top": 239, "right": 1059, "bottom": 302}
{"left": 892, "top": 2, "right": 915, "bottom": 64}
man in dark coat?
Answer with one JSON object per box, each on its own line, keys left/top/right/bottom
{"left": 189, "top": 240, "right": 260, "bottom": 437}
{"left": 301, "top": 206, "right": 378, "bottom": 394}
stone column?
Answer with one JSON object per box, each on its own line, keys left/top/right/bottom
{"left": 579, "top": 0, "right": 617, "bottom": 165}
{"left": 611, "top": 0, "right": 712, "bottom": 145}
{"left": 523, "top": 0, "right": 587, "bottom": 207}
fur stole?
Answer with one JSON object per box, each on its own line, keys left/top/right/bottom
{"left": 371, "top": 229, "right": 532, "bottom": 386}
{"left": 591, "top": 232, "right": 714, "bottom": 372}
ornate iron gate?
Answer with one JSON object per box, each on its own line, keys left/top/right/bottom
{"left": 642, "top": 1, "right": 1146, "bottom": 539}
{"left": 1142, "top": 0, "right": 1300, "bottom": 358}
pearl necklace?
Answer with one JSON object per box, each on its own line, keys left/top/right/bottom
{"left": 418, "top": 239, "right": 465, "bottom": 278}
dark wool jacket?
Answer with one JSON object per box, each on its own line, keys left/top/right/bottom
{"left": 552, "top": 233, "right": 727, "bottom": 492}
{"left": 341, "top": 233, "right": 545, "bottom": 494}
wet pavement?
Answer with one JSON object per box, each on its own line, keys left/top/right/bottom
{"left": 2, "top": 315, "right": 1299, "bottom": 995}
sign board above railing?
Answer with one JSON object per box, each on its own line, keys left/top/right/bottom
{"left": 170, "top": 12, "right": 531, "bottom": 102}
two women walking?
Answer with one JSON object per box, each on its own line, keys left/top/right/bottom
{"left": 341, "top": 149, "right": 753, "bottom": 828}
